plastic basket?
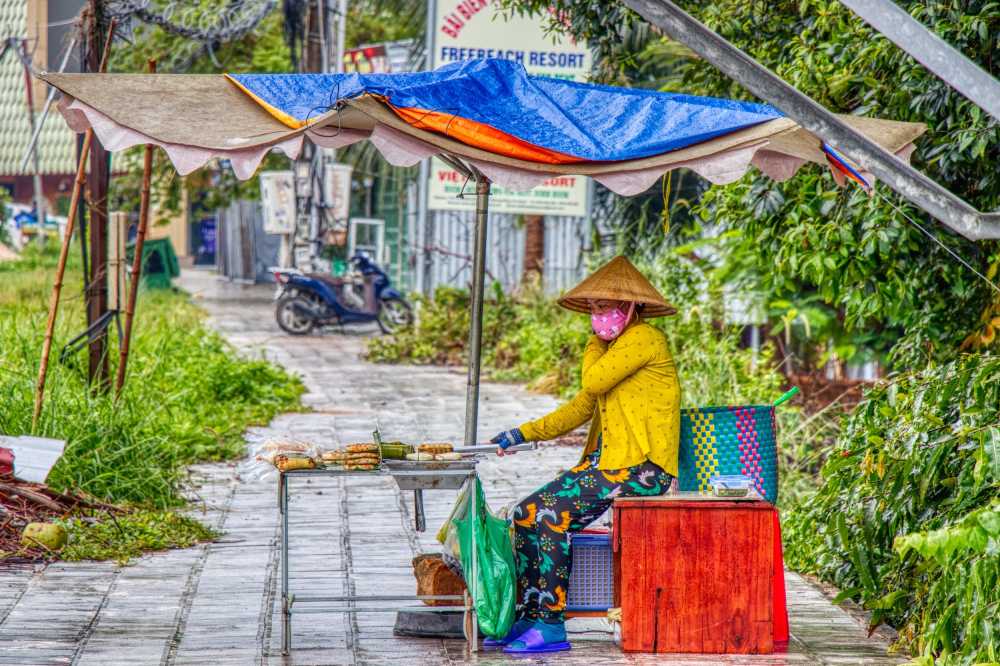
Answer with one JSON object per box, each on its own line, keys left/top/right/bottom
{"left": 677, "top": 388, "right": 798, "bottom": 504}
{"left": 566, "top": 531, "right": 613, "bottom": 612}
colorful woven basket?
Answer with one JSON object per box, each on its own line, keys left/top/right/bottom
{"left": 677, "top": 388, "right": 798, "bottom": 504}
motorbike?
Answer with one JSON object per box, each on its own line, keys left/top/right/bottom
{"left": 273, "top": 253, "right": 414, "bottom": 335}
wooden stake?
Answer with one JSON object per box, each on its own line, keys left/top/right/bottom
{"left": 115, "top": 60, "right": 156, "bottom": 398}
{"left": 31, "top": 19, "right": 116, "bottom": 430}
{"left": 32, "top": 131, "right": 93, "bottom": 430}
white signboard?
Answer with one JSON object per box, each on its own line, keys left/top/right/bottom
{"left": 322, "top": 162, "right": 355, "bottom": 221}
{"left": 429, "top": 1, "right": 591, "bottom": 216}
{"left": 259, "top": 171, "right": 296, "bottom": 234}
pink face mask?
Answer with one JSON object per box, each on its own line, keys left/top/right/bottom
{"left": 591, "top": 303, "right": 635, "bottom": 341}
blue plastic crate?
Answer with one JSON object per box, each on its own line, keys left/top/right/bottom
{"left": 566, "top": 532, "right": 613, "bottom": 611}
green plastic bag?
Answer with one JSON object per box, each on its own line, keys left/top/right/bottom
{"left": 447, "top": 478, "right": 516, "bottom": 638}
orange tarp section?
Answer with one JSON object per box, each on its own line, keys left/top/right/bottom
{"left": 390, "top": 105, "right": 583, "bottom": 165}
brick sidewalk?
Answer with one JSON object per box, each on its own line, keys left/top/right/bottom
{"left": 0, "top": 269, "right": 905, "bottom": 665}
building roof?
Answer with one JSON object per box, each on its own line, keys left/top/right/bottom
{"left": 0, "top": 1, "right": 78, "bottom": 176}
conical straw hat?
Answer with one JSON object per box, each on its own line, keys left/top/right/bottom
{"left": 558, "top": 256, "right": 676, "bottom": 318}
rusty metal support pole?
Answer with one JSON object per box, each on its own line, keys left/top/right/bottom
{"left": 114, "top": 62, "right": 156, "bottom": 398}
{"left": 463, "top": 176, "right": 490, "bottom": 448}
{"left": 86, "top": 0, "right": 111, "bottom": 390}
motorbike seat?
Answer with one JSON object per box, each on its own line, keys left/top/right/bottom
{"left": 305, "top": 273, "right": 347, "bottom": 289}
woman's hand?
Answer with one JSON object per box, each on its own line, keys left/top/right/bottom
{"left": 491, "top": 428, "right": 525, "bottom": 456}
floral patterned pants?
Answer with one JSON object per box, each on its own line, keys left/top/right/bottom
{"left": 512, "top": 443, "right": 673, "bottom": 622}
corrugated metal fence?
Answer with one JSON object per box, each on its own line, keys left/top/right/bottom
{"left": 215, "top": 200, "right": 281, "bottom": 283}
{"left": 424, "top": 210, "right": 587, "bottom": 294}
{"left": 214, "top": 199, "right": 588, "bottom": 294}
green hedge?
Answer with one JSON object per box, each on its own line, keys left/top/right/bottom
{"left": 784, "top": 354, "right": 1000, "bottom": 663}
{"left": 368, "top": 249, "right": 786, "bottom": 407}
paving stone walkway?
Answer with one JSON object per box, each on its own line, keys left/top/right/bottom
{"left": 0, "top": 269, "right": 906, "bottom": 665}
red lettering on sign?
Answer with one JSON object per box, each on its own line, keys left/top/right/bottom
{"left": 542, "top": 177, "right": 576, "bottom": 187}
{"left": 440, "top": 0, "right": 489, "bottom": 39}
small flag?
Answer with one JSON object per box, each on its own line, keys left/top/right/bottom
{"left": 821, "top": 142, "right": 872, "bottom": 194}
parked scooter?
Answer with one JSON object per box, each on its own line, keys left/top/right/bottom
{"left": 273, "top": 253, "right": 413, "bottom": 335}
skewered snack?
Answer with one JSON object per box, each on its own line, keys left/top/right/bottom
{"left": 346, "top": 443, "right": 379, "bottom": 454}
{"left": 275, "top": 454, "right": 316, "bottom": 472}
{"left": 321, "top": 449, "right": 349, "bottom": 463}
{"left": 343, "top": 462, "right": 380, "bottom": 471}
{"left": 406, "top": 452, "right": 435, "bottom": 461}
{"left": 346, "top": 455, "right": 381, "bottom": 465}
{"left": 417, "top": 442, "right": 454, "bottom": 455}
{"left": 433, "top": 452, "right": 463, "bottom": 461}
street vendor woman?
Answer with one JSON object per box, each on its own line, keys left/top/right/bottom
{"left": 488, "top": 255, "right": 681, "bottom": 654}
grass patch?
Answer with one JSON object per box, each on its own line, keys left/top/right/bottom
{"left": 59, "top": 510, "right": 218, "bottom": 566}
{"left": 1, "top": 243, "right": 303, "bottom": 563}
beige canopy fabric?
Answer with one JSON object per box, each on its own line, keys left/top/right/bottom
{"left": 40, "top": 72, "right": 926, "bottom": 191}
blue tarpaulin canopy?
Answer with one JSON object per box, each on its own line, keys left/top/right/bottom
{"left": 42, "top": 58, "right": 924, "bottom": 192}
{"left": 227, "top": 59, "right": 785, "bottom": 163}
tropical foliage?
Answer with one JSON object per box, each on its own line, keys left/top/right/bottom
{"left": 783, "top": 354, "right": 1000, "bottom": 662}
{"left": 368, "top": 244, "right": 786, "bottom": 406}
{"left": 500, "top": 0, "right": 1000, "bottom": 370}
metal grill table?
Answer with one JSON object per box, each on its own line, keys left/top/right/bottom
{"left": 277, "top": 464, "right": 481, "bottom": 654}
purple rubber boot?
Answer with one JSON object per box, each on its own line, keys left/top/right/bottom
{"left": 482, "top": 619, "right": 533, "bottom": 649}
{"left": 502, "top": 621, "right": 571, "bottom": 654}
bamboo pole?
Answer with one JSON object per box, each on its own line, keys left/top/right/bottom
{"left": 31, "top": 20, "right": 116, "bottom": 430}
{"left": 115, "top": 60, "right": 156, "bottom": 398}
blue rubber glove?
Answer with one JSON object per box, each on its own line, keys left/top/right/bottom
{"left": 491, "top": 428, "right": 525, "bottom": 450}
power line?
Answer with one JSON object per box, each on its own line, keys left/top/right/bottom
{"left": 873, "top": 189, "right": 1000, "bottom": 296}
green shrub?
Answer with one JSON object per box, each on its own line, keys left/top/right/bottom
{"left": 783, "top": 353, "right": 1000, "bottom": 662}
{"left": 59, "top": 509, "right": 218, "bottom": 566}
{"left": 366, "top": 286, "right": 476, "bottom": 365}
{"left": 894, "top": 503, "right": 1000, "bottom": 665}
{"left": 369, "top": 248, "right": 788, "bottom": 406}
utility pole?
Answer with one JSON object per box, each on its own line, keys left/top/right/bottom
{"left": 298, "top": 0, "right": 348, "bottom": 271}
{"left": 85, "top": 0, "right": 111, "bottom": 389}
{"left": 334, "top": 0, "right": 346, "bottom": 73}
{"left": 20, "top": 40, "right": 46, "bottom": 247}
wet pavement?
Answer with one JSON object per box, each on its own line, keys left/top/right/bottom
{"left": 0, "top": 268, "right": 906, "bottom": 665}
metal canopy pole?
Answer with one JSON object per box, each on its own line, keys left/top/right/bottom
{"left": 839, "top": 0, "right": 1000, "bottom": 124}
{"left": 464, "top": 174, "right": 490, "bottom": 448}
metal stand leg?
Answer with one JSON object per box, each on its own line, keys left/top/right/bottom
{"left": 413, "top": 489, "right": 426, "bottom": 532}
{"left": 456, "top": 172, "right": 487, "bottom": 653}
{"left": 280, "top": 473, "right": 291, "bottom": 655}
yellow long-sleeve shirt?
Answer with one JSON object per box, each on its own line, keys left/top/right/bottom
{"left": 518, "top": 322, "right": 681, "bottom": 476}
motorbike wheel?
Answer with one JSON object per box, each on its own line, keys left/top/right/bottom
{"left": 276, "top": 295, "right": 317, "bottom": 335}
{"left": 377, "top": 297, "right": 414, "bottom": 334}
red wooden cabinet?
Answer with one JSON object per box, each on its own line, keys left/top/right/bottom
{"left": 613, "top": 496, "right": 775, "bottom": 654}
